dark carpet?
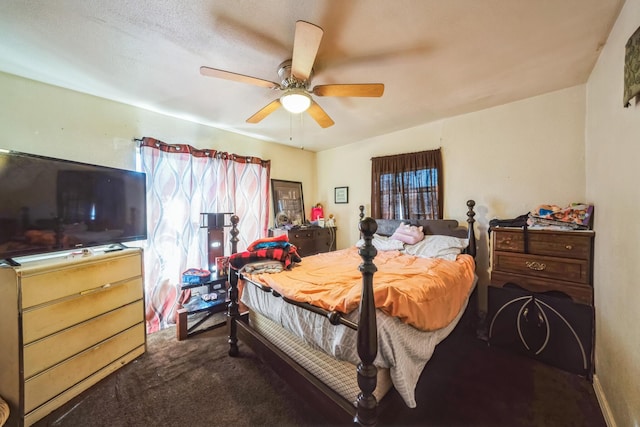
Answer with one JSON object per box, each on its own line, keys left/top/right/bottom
{"left": 34, "top": 312, "right": 605, "bottom": 427}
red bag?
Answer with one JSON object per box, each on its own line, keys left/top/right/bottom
{"left": 311, "top": 206, "right": 324, "bottom": 221}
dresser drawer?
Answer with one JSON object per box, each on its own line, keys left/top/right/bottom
{"left": 491, "top": 271, "right": 592, "bottom": 305}
{"left": 493, "top": 229, "right": 592, "bottom": 259}
{"left": 22, "top": 278, "right": 143, "bottom": 344}
{"left": 23, "top": 300, "right": 144, "bottom": 378}
{"left": 493, "top": 251, "right": 590, "bottom": 285}
{"left": 289, "top": 231, "right": 314, "bottom": 257}
{"left": 314, "top": 228, "right": 335, "bottom": 253}
{"left": 289, "top": 230, "right": 315, "bottom": 241}
{"left": 24, "top": 323, "right": 145, "bottom": 413}
{"left": 21, "top": 253, "right": 142, "bottom": 309}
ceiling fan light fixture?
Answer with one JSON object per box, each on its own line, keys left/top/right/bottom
{"left": 280, "top": 88, "right": 311, "bottom": 113}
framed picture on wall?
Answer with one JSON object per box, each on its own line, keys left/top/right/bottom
{"left": 334, "top": 186, "right": 349, "bottom": 204}
{"left": 271, "top": 179, "right": 305, "bottom": 226}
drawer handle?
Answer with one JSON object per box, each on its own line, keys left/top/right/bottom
{"left": 80, "top": 283, "right": 112, "bottom": 295}
{"left": 525, "top": 261, "right": 546, "bottom": 271}
{"left": 503, "top": 239, "right": 511, "bottom": 245}
{"left": 565, "top": 245, "right": 573, "bottom": 250}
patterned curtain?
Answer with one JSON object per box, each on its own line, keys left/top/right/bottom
{"left": 370, "top": 148, "right": 443, "bottom": 220}
{"left": 140, "top": 137, "right": 270, "bottom": 333}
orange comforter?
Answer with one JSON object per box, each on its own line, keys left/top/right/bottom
{"left": 243, "top": 247, "right": 476, "bottom": 331}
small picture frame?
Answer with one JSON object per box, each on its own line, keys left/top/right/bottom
{"left": 215, "top": 256, "right": 230, "bottom": 276}
{"left": 334, "top": 186, "right": 349, "bottom": 204}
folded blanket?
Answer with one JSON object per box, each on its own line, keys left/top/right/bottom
{"left": 242, "top": 260, "right": 284, "bottom": 274}
{"left": 247, "top": 234, "right": 289, "bottom": 251}
{"left": 230, "top": 235, "right": 302, "bottom": 270}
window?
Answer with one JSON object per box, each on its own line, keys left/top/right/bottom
{"left": 371, "top": 149, "right": 443, "bottom": 220}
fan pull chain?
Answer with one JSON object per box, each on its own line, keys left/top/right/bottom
{"left": 299, "top": 111, "right": 305, "bottom": 149}
{"left": 288, "top": 112, "right": 305, "bottom": 149}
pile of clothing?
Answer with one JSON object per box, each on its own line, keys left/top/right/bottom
{"left": 229, "top": 234, "right": 302, "bottom": 273}
{"left": 528, "top": 203, "right": 594, "bottom": 230}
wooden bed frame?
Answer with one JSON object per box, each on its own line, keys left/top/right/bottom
{"left": 226, "top": 200, "right": 477, "bottom": 426}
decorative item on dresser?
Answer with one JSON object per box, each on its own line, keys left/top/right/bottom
{"left": 0, "top": 248, "right": 146, "bottom": 427}
{"left": 270, "top": 226, "right": 336, "bottom": 257}
{"left": 227, "top": 200, "right": 478, "bottom": 426}
{"left": 488, "top": 227, "right": 595, "bottom": 377}
{"left": 271, "top": 179, "right": 306, "bottom": 226}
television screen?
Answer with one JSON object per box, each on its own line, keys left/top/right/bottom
{"left": 0, "top": 150, "right": 147, "bottom": 261}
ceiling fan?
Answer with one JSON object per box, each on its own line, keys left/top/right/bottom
{"left": 200, "top": 20, "right": 384, "bottom": 128}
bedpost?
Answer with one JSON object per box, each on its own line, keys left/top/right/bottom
{"left": 229, "top": 214, "right": 239, "bottom": 255}
{"left": 355, "top": 217, "right": 378, "bottom": 426}
{"left": 227, "top": 214, "right": 240, "bottom": 357}
{"left": 466, "top": 200, "right": 477, "bottom": 258}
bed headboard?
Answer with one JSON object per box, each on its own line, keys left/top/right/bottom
{"left": 358, "top": 200, "right": 477, "bottom": 257}
{"left": 368, "top": 218, "right": 467, "bottom": 238}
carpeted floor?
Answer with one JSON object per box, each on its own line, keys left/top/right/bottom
{"left": 33, "top": 312, "right": 606, "bottom": 427}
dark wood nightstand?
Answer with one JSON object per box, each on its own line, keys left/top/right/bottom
{"left": 176, "top": 273, "right": 228, "bottom": 340}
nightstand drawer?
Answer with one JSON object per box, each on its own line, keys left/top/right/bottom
{"left": 493, "top": 252, "right": 590, "bottom": 285}
{"left": 493, "top": 230, "right": 592, "bottom": 259}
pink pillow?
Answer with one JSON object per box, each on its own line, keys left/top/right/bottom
{"left": 390, "top": 223, "right": 424, "bottom": 245}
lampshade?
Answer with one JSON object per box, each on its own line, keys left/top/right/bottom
{"left": 280, "top": 89, "right": 311, "bottom": 113}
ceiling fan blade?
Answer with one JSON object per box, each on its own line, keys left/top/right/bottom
{"left": 291, "top": 21, "right": 323, "bottom": 81}
{"left": 312, "top": 84, "right": 385, "bottom": 97}
{"left": 200, "top": 66, "right": 280, "bottom": 89}
{"left": 246, "top": 99, "right": 282, "bottom": 124}
{"left": 307, "top": 101, "right": 335, "bottom": 128}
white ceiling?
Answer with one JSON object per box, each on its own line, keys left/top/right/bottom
{"left": 0, "top": 0, "right": 624, "bottom": 152}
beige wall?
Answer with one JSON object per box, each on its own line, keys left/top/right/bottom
{"left": 585, "top": 0, "right": 640, "bottom": 425}
{"left": 0, "top": 71, "right": 317, "bottom": 226}
{"left": 318, "top": 85, "right": 587, "bottom": 299}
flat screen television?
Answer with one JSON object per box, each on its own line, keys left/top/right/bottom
{"left": 0, "top": 149, "right": 147, "bottom": 262}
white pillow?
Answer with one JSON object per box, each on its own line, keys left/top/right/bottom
{"left": 356, "top": 234, "right": 405, "bottom": 251}
{"left": 404, "top": 235, "right": 469, "bottom": 261}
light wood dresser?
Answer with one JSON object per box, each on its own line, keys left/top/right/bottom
{"left": 0, "top": 248, "right": 146, "bottom": 426}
